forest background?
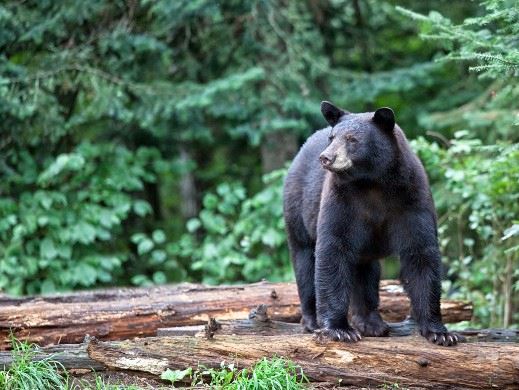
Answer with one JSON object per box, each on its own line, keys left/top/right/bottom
{"left": 0, "top": 0, "right": 517, "bottom": 329}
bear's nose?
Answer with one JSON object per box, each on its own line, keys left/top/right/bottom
{"left": 319, "top": 153, "right": 336, "bottom": 167}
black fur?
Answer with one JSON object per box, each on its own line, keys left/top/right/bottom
{"left": 283, "top": 102, "right": 458, "bottom": 346}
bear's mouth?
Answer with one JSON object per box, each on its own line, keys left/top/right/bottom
{"left": 322, "top": 159, "right": 353, "bottom": 173}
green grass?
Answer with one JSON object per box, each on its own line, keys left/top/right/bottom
{"left": 2, "top": 336, "right": 308, "bottom": 389}
{"left": 162, "top": 356, "right": 308, "bottom": 389}
{"left": 79, "top": 375, "right": 142, "bottom": 390}
{"left": 0, "top": 336, "right": 142, "bottom": 390}
{"left": 229, "top": 357, "right": 308, "bottom": 389}
{"left": 0, "top": 336, "right": 70, "bottom": 390}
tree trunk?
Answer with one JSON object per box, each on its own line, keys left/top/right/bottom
{"left": 260, "top": 132, "right": 299, "bottom": 173}
{"left": 179, "top": 146, "right": 199, "bottom": 219}
{"left": 83, "top": 334, "right": 519, "bottom": 389}
{"left": 503, "top": 254, "right": 514, "bottom": 328}
{"left": 0, "top": 280, "right": 472, "bottom": 349}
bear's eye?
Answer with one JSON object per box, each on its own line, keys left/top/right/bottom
{"left": 328, "top": 133, "right": 335, "bottom": 142}
{"left": 346, "top": 135, "right": 358, "bottom": 143}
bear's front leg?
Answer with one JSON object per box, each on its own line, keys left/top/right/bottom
{"left": 398, "top": 212, "right": 459, "bottom": 347}
{"left": 350, "top": 261, "right": 389, "bottom": 337}
{"left": 314, "top": 235, "right": 361, "bottom": 343}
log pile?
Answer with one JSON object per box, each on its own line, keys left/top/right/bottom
{"left": 0, "top": 280, "right": 472, "bottom": 348}
{"left": 0, "top": 314, "right": 517, "bottom": 389}
{"left": 2, "top": 281, "right": 516, "bottom": 389}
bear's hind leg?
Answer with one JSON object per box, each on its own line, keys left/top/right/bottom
{"left": 397, "top": 212, "right": 459, "bottom": 346}
{"left": 290, "top": 243, "right": 318, "bottom": 332}
{"left": 350, "top": 261, "right": 389, "bottom": 337}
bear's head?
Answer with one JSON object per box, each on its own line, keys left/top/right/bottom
{"left": 319, "top": 101, "right": 397, "bottom": 181}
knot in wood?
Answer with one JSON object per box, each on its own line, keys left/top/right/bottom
{"left": 248, "top": 304, "right": 270, "bottom": 323}
{"left": 204, "top": 317, "right": 221, "bottom": 339}
{"left": 416, "top": 357, "right": 429, "bottom": 367}
{"left": 83, "top": 334, "right": 97, "bottom": 344}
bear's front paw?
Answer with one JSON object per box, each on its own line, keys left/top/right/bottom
{"left": 314, "top": 327, "right": 361, "bottom": 343}
{"left": 351, "top": 313, "right": 389, "bottom": 337}
{"left": 422, "top": 329, "right": 459, "bottom": 346}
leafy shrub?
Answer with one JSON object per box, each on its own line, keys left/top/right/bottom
{"left": 412, "top": 135, "right": 519, "bottom": 327}
{"left": 170, "top": 169, "right": 291, "bottom": 284}
{"left": 0, "top": 143, "right": 159, "bottom": 294}
{"left": 129, "top": 228, "right": 188, "bottom": 287}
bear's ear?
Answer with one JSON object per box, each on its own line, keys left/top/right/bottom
{"left": 321, "top": 101, "right": 347, "bottom": 127}
{"left": 373, "top": 107, "right": 395, "bottom": 133}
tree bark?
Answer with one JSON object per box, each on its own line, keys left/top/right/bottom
{"left": 83, "top": 335, "right": 519, "bottom": 389}
{"left": 0, "top": 280, "right": 472, "bottom": 349}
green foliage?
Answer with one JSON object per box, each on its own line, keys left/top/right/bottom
{"left": 161, "top": 367, "right": 193, "bottom": 386}
{"left": 0, "top": 0, "right": 482, "bottom": 294}
{"left": 171, "top": 169, "right": 290, "bottom": 284}
{"left": 162, "top": 357, "right": 308, "bottom": 389}
{"left": 398, "top": 1, "right": 519, "bottom": 78}
{"left": 0, "top": 0, "right": 517, "bottom": 329}
{"left": 400, "top": 0, "right": 519, "bottom": 327}
{"left": 412, "top": 135, "right": 519, "bottom": 327}
{"left": 399, "top": 0, "right": 519, "bottom": 141}
{"left": 0, "top": 143, "right": 159, "bottom": 294}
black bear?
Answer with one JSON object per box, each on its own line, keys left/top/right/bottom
{"left": 283, "top": 101, "right": 458, "bottom": 346}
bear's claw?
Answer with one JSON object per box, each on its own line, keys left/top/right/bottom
{"left": 424, "top": 331, "right": 459, "bottom": 346}
{"left": 314, "top": 327, "right": 362, "bottom": 343}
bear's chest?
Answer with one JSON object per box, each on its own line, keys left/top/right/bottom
{"left": 352, "top": 188, "right": 394, "bottom": 260}
{"left": 353, "top": 187, "right": 389, "bottom": 226}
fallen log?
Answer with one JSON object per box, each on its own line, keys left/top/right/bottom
{"left": 0, "top": 342, "right": 103, "bottom": 371}
{"left": 157, "top": 304, "right": 422, "bottom": 338}
{"left": 2, "top": 327, "right": 516, "bottom": 371}
{"left": 85, "top": 335, "right": 519, "bottom": 389}
{"left": 158, "top": 306, "right": 517, "bottom": 343}
{"left": 1, "top": 326, "right": 517, "bottom": 389}
{"left": 0, "top": 280, "right": 472, "bottom": 348}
